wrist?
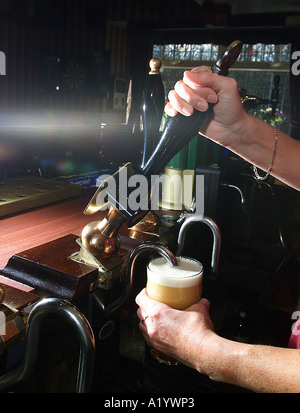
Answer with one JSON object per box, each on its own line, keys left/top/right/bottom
{"left": 195, "top": 330, "right": 221, "bottom": 378}
{"left": 196, "top": 331, "right": 248, "bottom": 385}
{"left": 226, "top": 114, "right": 277, "bottom": 168}
{"left": 226, "top": 112, "right": 256, "bottom": 151}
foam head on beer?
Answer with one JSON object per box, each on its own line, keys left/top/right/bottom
{"left": 146, "top": 256, "right": 203, "bottom": 310}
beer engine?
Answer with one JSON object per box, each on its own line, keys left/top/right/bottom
{"left": 0, "top": 40, "right": 242, "bottom": 392}
{"left": 80, "top": 40, "right": 242, "bottom": 260}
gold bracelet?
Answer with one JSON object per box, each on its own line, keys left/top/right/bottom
{"left": 253, "top": 127, "right": 278, "bottom": 181}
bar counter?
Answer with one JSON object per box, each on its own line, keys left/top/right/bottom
{"left": 0, "top": 188, "right": 95, "bottom": 270}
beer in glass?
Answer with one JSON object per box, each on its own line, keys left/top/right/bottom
{"left": 146, "top": 256, "right": 203, "bottom": 364}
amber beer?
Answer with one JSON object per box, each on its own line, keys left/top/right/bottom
{"left": 146, "top": 256, "right": 203, "bottom": 364}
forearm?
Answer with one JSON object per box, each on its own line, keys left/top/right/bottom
{"left": 171, "top": 69, "right": 300, "bottom": 191}
{"left": 198, "top": 333, "right": 300, "bottom": 393}
{"left": 219, "top": 114, "right": 300, "bottom": 191}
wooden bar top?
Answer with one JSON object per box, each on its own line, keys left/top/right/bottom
{"left": 0, "top": 187, "right": 159, "bottom": 271}
{"left": 0, "top": 188, "right": 95, "bottom": 269}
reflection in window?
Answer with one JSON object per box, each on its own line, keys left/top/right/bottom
{"left": 153, "top": 44, "right": 219, "bottom": 61}
{"left": 153, "top": 43, "right": 291, "bottom": 63}
{"left": 238, "top": 44, "right": 290, "bottom": 63}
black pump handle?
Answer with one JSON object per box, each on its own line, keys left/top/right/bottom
{"left": 140, "top": 40, "right": 243, "bottom": 178}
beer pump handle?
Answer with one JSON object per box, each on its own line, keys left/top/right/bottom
{"left": 140, "top": 40, "right": 242, "bottom": 178}
{"left": 81, "top": 40, "right": 243, "bottom": 259}
{"left": 140, "top": 58, "right": 165, "bottom": 169}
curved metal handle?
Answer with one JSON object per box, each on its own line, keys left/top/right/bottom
{"left": 220, "top": 183, "right": 245, "bottom": 204}
{"left": 104, "top": 243, "right": 177, "bottom": 314}
{"left": 176, "top": 215, "right": 221, "bottom": 280}
{"left": 0, "top": 298, "right": 95, "bottom": 393}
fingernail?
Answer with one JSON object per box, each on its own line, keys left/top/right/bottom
{"left": 207, "top": 93, "right": 218, "bottom": 103}
{"left": 195, "top": 101, "right": 207, "bottom": 112}
{"left": 182, "top": 106, "right": 193, "bottom": 116}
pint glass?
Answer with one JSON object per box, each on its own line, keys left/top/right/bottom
{"left": 146, "top": 256, "right": 203, "bottom": 365}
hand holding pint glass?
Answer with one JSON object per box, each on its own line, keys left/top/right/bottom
{"left": 146, "top": 256, "right": 203, "bottom": 365}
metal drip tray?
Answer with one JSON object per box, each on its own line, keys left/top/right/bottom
{"left": 0, "top": 176, "right": 81, "bottom": 217}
